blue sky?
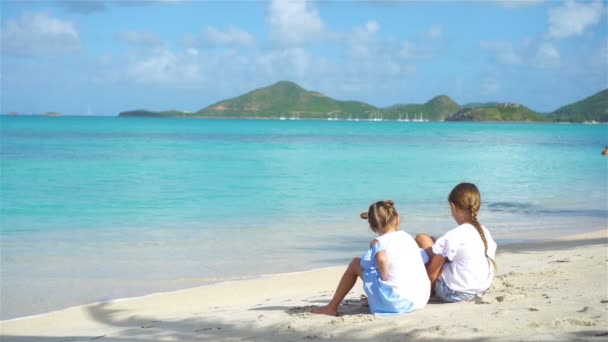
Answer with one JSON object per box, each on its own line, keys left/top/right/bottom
{"left": 1, "top": 0, "right": 607, "bottom": 116}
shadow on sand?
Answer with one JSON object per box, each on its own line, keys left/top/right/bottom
{"left": 2, "top": 299, "right": 607, "bottom": 341}
{"left": 2, "top": 237, "right": 606, "bottom": 341}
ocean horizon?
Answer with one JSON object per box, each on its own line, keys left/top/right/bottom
{"left": 1, "top": 116, "right": 606, "bottom": 320}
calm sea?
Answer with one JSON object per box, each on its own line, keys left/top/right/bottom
{"left": 1, "top": 116, "right": 606, "bottom": 319}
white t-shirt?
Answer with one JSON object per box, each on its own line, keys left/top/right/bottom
{"left": 432, "top": 223, "right": 497, "bottom": 293}
{"left": 375, "top": 231, "right": 431, "bottom": 308}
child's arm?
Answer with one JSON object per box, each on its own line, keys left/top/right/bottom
{"left": 375, "top": 250, "right": 389, "bottom": 281}
{"left": 370, "top": 239, "right": 389, "bottom": 281}
{"left": 426, "top": 254, "right": 446, "bottom": 284}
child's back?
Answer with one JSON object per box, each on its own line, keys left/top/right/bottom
{"left": 312, "top": 200, "right": 429, "bottom": 316}
{"left": 434, "top": 223, "right": 497, "bottom": 293}
{"left": 372, "top": 231, "right": 430, "bottom": 309}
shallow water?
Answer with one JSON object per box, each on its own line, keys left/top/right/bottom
{"left": 1, "top": 116, "right": 606, "bottom": 319}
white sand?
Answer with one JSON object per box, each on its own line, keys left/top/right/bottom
{"left": 1, "top": 229, "right": 607, "bottom": 341}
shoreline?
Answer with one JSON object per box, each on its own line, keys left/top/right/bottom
{"left": 1, "top": 228, "right": 606, "bottom": 322}
{"left": 3, "top": 115, "right": 608, "bottom": 124}
{"left": 2, "top": 229, "right": 606, "bottom": 341}
{"left": 0, "top": 266, "right": 343, "bottom": 323}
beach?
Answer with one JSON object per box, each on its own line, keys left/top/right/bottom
{"left": 1, "top": 229, "right": 606, "bottom": 341}
{"left": 2, "top": 118, "right": 607, "bottom": 321}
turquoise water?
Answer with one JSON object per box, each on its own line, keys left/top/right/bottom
{"left": 1, "top": 116, "right": 607, "bottom": 319}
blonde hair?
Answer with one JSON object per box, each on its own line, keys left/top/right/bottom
{"left": 448, "top": 183, "right": 497, "bottom": 269}
{"left": 360, "top": 200, "right": 398, "bottom": 234}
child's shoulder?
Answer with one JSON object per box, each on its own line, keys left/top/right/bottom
{"left": 441, "top": 224, "right": 475, "bottom": 240}
{"left": 377, "top": 231, "right": 414, "bottom": 244}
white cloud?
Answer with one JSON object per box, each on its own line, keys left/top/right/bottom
{"left": 363, "top": 21, "right": 380, "bottom": 35}
{"left": 395, "top": 25, "right": 447, "bottom": 61}
{"left": 480, "top": 41, "right": 523, "bottom": 65}
{"left": 548, "top": 0, "right": 604, "bottom": 39}
{"left": 0, "top": 12, "right": 80, "bottom": 56}
{"left": 183, "top": 26, "right": 255, "bottom": 48}
{"left": 257, "top": 48, "right": 311, "bottom": 76}
{"left": 398, "top": 40, "right": 437, "bottom": 61}
{"left": 348, "top": 21, "right": 381, "bottom": 58}
{"left": 126, "top": 48, "right": 203, "bottom": 84}
{"left": 267, "top": 0, "right": 325, "bottom": 46}
{"left": 533, "top": 42, "right": 560, "bottom": 68}
{"left": 202, "top": 26, "right": 255, "bottom": 47}
{"left": 114, "top": 30, "right": 162, "bottom": 46}
{"left": 186, "top": 48, "right": 199, "bottom": 56}
{"left": 399, "top": 41, "right": 416, "bottom": 59}
{"left": 424, "top": 25, "right": 443, "bottom": 40}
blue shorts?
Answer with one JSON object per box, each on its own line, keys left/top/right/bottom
{"left": 434, "top": 279, "right": 478, "bottom": 303}
{"left": 420, "top": 248, "right": 430, "bottom": 264}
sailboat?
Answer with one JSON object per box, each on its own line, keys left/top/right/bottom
{"left": 413, "top": 112, "right": 426, "bottom": 122}
{"left": 398, "top": 113, "right": 410, "bottom": 122}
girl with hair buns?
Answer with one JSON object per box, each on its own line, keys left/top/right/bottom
{"left": 312, "top": 200, "right": 430, "bottom": 316}
{"left": 416, "top": 183, "right": 497, "bottom": 303}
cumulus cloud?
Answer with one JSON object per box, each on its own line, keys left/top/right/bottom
{"left": 257, "top": 48, "right": 312, "bottom": 76}
{"left": 533, "top": 42, "right": 560, "bottom": 68}
{"left": 548, "top": 0, "right": 604, "bottom": 39}
{"left": 183, "top": 26, "right": 255, "bottom": 48}
{"left": 0, "top": 12, "right": 80, "bottom": 56}
{"left": 348, "top": 21, "right": 381, "bottom": 58}
{"left": 480, "top": 41, "right": 523, "bottom": 65}
{"left": 396, "top": 24, "right": 447, "bottom": 60}
{"left": 424, "top": 24, "right": 443, "bottom": 40}
{"left": 126, "top": 48, "right": 203, "bottom": 84}
{"left": 398, "top": 40, "right": 439, "bottom": 61}
{"left": 114, "top": 30, "right": 163, "bottom": 46}
{"left": 186, "top": 48, "right": 199, "bottom": 56}
{"left": 267, "top": 0, "right": 325, "bottom": 46}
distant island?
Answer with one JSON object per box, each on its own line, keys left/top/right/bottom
{"left": 119, "top": 81, "right": 607, "bottom": 123}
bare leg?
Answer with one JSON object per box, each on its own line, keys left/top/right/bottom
{"left": 417, "top": 233, "right": 446, "bottom": 297}
{"left": 415, "top": 233, "right": 435, "bottom": 259}
{"left": 312, "top": 257, "right": 363, "bottom": 316}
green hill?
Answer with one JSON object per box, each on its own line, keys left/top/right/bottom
{"left": 382, "top": 95, "right": 461, "bottom": 121}
{"left": 197, "top": 81, "right": 377, "bottom": 119}
{"left": 117, "top": 81, "right": 605, "bottom": 123}
{"left": 550, "top": 89, "right": 608, "bottom": 122}
{"left": 462, "top": 102, "right": 500, "bottom": 109}
{"left": 446, "top": 103, "right": 548, "bottom": 122}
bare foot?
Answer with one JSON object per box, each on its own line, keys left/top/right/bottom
{"left": 311, "top": 305, "right": 338, "bottom": 316}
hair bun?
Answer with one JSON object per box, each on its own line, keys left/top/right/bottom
{"left": 360, "top": 212, "right": 369, "bottom": 219}
{"left": 384, "top": 200, "right": 394, "bottom": 207}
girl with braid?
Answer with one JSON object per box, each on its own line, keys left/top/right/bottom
{"left": 313, "top": 200, "right": 430, "bottom": 316}
{"left": 416, "top": 183, "right": 497, "bottom": 303}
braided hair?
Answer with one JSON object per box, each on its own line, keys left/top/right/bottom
{"left": 360, "top": 200, "right": 399, "bottom": 234}
{"left": 449, "top": 183, "right": 497, "bottom": 269}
